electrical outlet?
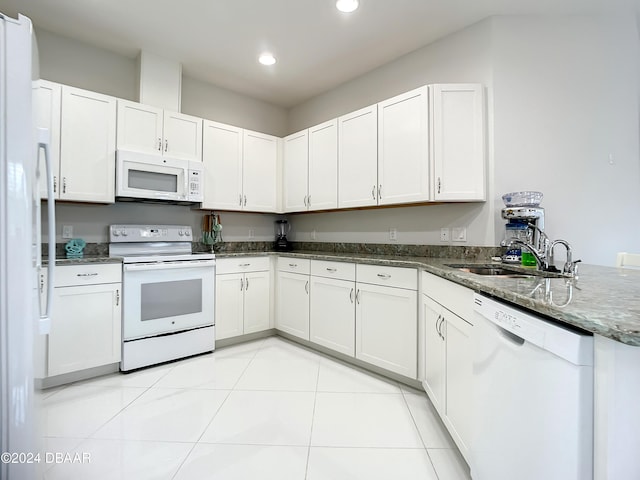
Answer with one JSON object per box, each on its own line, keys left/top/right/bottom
{"left": 311, "top": 229, "right": 317, "bottom": 241}
{"left": 389, "top": 228, "right": 397, "bottom": 241}
{"left": 452, "top": 227, "right": 467, "bottom": 242}
{"left": 248, "top": 228, "right": 255, "bottom": 239}
{"left": 440, "top": 228, "right": 450, "bottom": 242}
{"left": 62, "top": 225, "right": 73, "bottom": 239}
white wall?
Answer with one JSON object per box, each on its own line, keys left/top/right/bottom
{"left": 286, "top": 19, "right": 496, "bottom": 248}
{"left": 492, "top": 14, "right": 640, "bottom": 266}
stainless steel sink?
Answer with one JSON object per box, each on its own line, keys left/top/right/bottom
{"left": 445, "top": 264, "right": 566, "bottom": 278}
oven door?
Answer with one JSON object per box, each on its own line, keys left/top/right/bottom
{"left": 122, "top": 259, "right": 215, "bottom": 340}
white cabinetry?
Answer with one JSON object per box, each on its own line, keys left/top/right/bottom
{"left": 215, "top": 257, "right": 271, "bottom": 340}
{"left": 46, "top": 263, "right": 122, "bottom": 377}
{"left": 276, "top": 258, "right": 310, "bottom": 340}
{"left": 309, "top": 260, "right": 356, "bottom": 356}
{"left": 431, "top": 84, "right": 485, "bottom": 201}
{"left": 116, "top": 99, "right": 202, "bottom": 161}
{"left": 283, "top": 129, "right": 309, "bottom": 212}
{"left": 377, "top": 87, "right": 430, "bottom": 205}
{"left": 355, "top": 264, "right": 417, "bottom": 378}
{"left": 202, "top": 122, "right": 278, "bottom": 212}
{"left": 34, "top": 80, "right": 61, "bottom": 200}
{"left": 338, "top": 105, "right": 378, "bottom": 208}
{"left": 59, "top": 86, "right": 117, "bottom": 203}
{"left": 421, "top": 271, "right": 474, "bottom": 461}
{"left": 283, "top": 120, "right": 338, "bottom": 212}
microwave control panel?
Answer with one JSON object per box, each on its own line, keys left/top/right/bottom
{"left": 189, "top": 169, "right": 203, "bottom": 201}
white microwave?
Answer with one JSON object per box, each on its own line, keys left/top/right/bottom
{"left": 116, "top": 150, "right": 204, "bottom": 203}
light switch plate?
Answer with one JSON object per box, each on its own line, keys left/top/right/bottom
{"left": 440, "top": 228, "right": 450, "bottom": 242}
{"left": 62, "top": 225, "right": 73, "bottom": 239}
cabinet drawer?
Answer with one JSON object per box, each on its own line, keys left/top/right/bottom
{"left": 357, "top": 264, "right": 417, "bottom": 290}
{"left": 422, "top": 271, "right": 473, "bottom": 322}
{"left": 55, "top": 263, "right": 121, "bottom": 287}
{"left": 278, "top": 257, "right": 310, "bottom": 274}
{"left": 216, "top": 256, "right": 270, "bottom": 274}
{"left": 311, "top": 260, "right": 355, "bottom": 281}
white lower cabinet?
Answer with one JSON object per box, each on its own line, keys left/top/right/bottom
{"left": 422, "top": 271, "right": 474, "bottom": 462}
{"left": 276, "top": 258, "right": 310, "bottom": 340}
{"left": 309, "top": 261, "right": 356, "bottom": 356}
{"left": 215, "top": 257, "right": 271, "bottom": 341}
{"left": 355, "top": 265, "right": 418, "bottom": 378}
{"left": 46, "top": 263, "right": 122, "bottom": 377}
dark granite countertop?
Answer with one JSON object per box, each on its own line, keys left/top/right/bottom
{"left": 218, "top": 250, "right": 640, "bottom": 346}
{"left": 43, "top": 250, "right": 640, "bottom": 346}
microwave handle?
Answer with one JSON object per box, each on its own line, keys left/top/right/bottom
{"left": 123, "top": 260, "right": 215, "bottom": 272}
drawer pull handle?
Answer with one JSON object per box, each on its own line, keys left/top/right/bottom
{"left": 326, "top": 267, "right": 337, "bottom": 273}
{"left": 289, "top": 263, "right": 298, "bottom": 268}
{"left": 77, "top": 273, "right": 98, "bottom": 277}
{"left": 377, "top": 273, "right": 391, "bottom": 279}
{"left": 239, "top": 263, "right": 251, "bottom": 267}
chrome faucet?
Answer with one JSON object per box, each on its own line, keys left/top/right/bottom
{"left": 549, "top": 239, "right": 581, "bottom": 276}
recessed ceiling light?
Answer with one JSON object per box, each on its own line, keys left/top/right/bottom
{"left": 336, "top": 0, "right": 359, "bottom": 13}
{"left": 258, "top": 53, "right": 276, "bottom": 66}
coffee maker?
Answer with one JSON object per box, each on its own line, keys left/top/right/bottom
{"left": 274, "top": 219, "right": 292, "bottom": 251}
{"left": 501, "top": 206, "right": 545, "bottom": 264}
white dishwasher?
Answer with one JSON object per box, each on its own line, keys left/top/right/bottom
{"left": 470, "top": 293, "right": 593, "bottom": 480}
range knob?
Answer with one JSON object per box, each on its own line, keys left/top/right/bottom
{"left": 121, "top": 229, "right": 128, "bottom": 237}
{"left": 178, "top": 230, "right": 184, "bottom": 236}
{"left": 185, "top": 230, "right": 191, "bottom": 237}
{"left": 112, "top": 229, "right": 120, "bottom": 237}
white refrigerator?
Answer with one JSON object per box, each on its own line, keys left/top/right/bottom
{"left": 0, "top": 12, "right": 55, "bottom": 480}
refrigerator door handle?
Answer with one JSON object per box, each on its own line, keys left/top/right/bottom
{"left": 38, "top": 127, "right": 55, "bottom": 330}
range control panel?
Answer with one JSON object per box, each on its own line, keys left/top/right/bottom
{"left": 109, "top": 225, "right": 192, "bottom": 242}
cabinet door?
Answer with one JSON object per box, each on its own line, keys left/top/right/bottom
{"left": 355, "top": 283, "right": 417, "bottom": 378}
{"left": 215, "top": 273, "right": 244, "bottom": 340}
{"left": 59, "top": 86, "right": 116, "bottom": 203}
{"left": 116, "top": 99, "right": 163, "bottom": 155}
{"left": 243, "top": 130, "right": 278, "bottom": 212}
{"left": 444, "top": 311, "right": 474, "bottom": 457}
{"left": 338, "top": 105, "right": 378, "bottom": 208}
{"left": 202, "top": 120, "right": 244, "bottom": 210}
{"left": 308, "top": 119, "right": 338, "bottom": 211}
{"left": 34, "top": 80, "right": 61, "bottom": 200}
{"left": 310, "top": 276, "right": 355, "bottom": 356}
{"left": 422, "top": 295, "right": 446, "bottom": 412}
{"left": 48, "top": 283, "right": 121, "bottom": 376}
{"left": 276, "top": 271, "right": 310, "bottom": 340}
{"left": 283, "top": 129, "right": 309, "bottom": 212}
{"left": 431, "top": 84, "right": 485, "bottom": 201}
{"left": 163, "top": 110, "right": 203, "bottom": 161}
{"left": 378, "top": 87, "right": 429, "bottom": 205}
{"left": 243, "top": 271, "right": 271, "bottom": 334}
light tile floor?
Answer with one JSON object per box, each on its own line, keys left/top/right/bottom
{"left": 35, "top": 336, "right": 471, "bottom": 480}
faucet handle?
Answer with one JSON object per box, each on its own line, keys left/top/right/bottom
{"left": 564, "top": 259, "right": 582, "bottom": 276}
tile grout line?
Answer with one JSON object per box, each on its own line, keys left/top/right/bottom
{"left": 304, "top": 354, "right": 322, "bottom": 480}
{"left": 400, "top": 388, "right": 442, "bottom": 480}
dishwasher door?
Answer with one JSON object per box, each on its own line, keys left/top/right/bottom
{"left": 470, "top": 294, "right": 593, "bottom": 480}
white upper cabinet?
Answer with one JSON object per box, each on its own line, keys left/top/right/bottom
{"left": 201, "top": 120, "right": 243, "bottom": 210}
{"left": 116, "top": 99, "right": 202, "bottom": 162}
{"left": 338, "top": 105, "right": 378, "bottom": 208}
{"left": 431, "top": 84, "right": 485, "bottom": 201}
{"left": 283, "top": 129, "right": 309, "bottom": 212}
{"left": 378, "top": 87, "right": 430, "bottom": 205}
{"left": 34, "top": 80, "right": 61, "bottom": 200}
{"left": 242, "top": 129, "right": 278, "bottom": 212}
{"left": 59, "top": 86, "right": 116, "bottom": 203}
{"left": 202, "top": 123, "right": 278, "bottom": 212}
{"left": 308, "top": 119, "right": 338, "bottom": 211}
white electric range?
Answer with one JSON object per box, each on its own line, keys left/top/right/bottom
{"left": 109, "top": 224, "right": 215, "bottom": 371}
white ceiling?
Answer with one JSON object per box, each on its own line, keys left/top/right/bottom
{"left": 0, "top": 0, "right": 637, "bottom": 107}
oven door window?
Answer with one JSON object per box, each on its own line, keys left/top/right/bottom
{"left": 141, "top": 279, "right": 201, "bottom": 320}
{"left": 122, "top": 264, "right": 215, "bottom": 340}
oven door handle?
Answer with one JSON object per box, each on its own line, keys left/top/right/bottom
{"left": 123, "top": 260, "right": 216, "bottom": 272}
